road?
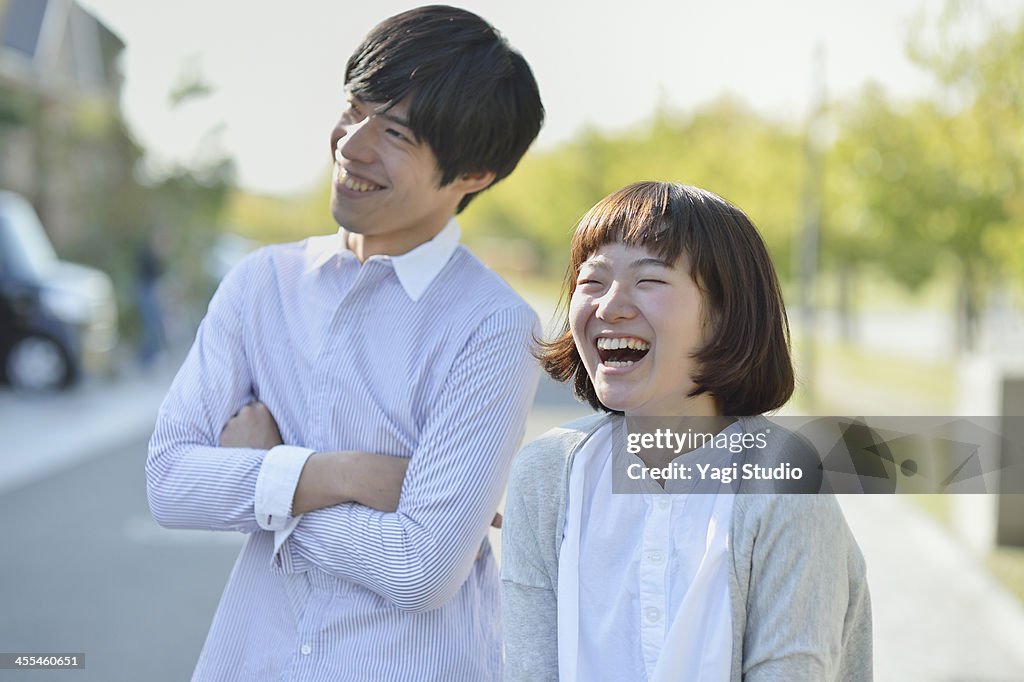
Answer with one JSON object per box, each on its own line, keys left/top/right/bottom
{"left": 0, "top": 433, "right": 242, "bottom": 681}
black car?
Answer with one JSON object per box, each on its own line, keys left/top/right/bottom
{"left": 0, "top": 191, "right": 117, "bottom": 391}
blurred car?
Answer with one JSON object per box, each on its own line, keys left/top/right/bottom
{"left": 0, "top": 191, "right": 118, "bottom": 391}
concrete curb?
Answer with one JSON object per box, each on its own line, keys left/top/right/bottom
{"left": 0, "top": 368, "right": 174, "bottom": 496}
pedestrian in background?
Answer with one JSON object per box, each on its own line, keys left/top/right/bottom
{"left": 135, "top": 233, "right": 166, "bottom": 369}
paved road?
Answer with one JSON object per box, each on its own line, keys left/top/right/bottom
{"left": 0, "top": 434, "right": 242, "bottom": 681}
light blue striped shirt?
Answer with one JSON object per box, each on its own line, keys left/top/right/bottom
{"left": 147, "top": 221, "right": 540, "bottom": 681}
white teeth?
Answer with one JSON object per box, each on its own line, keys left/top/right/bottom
{"left": 596, "top": 337, "right": 650, "bottom": 351}
{"left": 604, "top": 360, "right": 635, "bottom": 367}
{"left": 338, "top": 169, "right": 382, "bottom": 192}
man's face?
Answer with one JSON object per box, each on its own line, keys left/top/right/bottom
{"left": 328, "top": 96, "right": 467, "bottom": 257}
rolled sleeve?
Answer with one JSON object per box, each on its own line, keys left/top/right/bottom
{"left": 255, "top": 444, "right": 315, "bottom": 531}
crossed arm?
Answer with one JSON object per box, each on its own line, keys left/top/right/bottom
{"left": 220, "top": 402, "right": 502, "bottom": 525}
{"left": 147, "top": 253, "right": 537, "bottom": 609}
{"left": 219, "top": 401, "right": 408, "bottom": 514}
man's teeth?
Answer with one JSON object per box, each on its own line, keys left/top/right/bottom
{"left": 596, "top": 337, "right": 650, "bottom": 351}
{"left": 340, "top": 172, "right": 382, "bottom": 193}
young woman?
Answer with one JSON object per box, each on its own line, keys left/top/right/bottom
{"left": 501, "top": 182, "right": 872, "bottom": 681}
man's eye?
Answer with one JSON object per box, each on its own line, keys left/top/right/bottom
{"left": 637, "top": 279, "right": 667, "bottom": 285}
{"left": 386, "top": 128, "right": 411, "bottom": 142}
{"left": 576, "top": 279, "right": 601, "bottom": 287}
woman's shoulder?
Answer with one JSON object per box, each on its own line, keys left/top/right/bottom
{"left": 510, "top": 412, "right": 611, "bottom": 482}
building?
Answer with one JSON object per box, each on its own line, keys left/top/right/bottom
{"left": 0, "top": 0, "right": 126, "bottom": 247}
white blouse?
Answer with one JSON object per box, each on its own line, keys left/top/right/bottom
{"left": 558, "top": 421, "right": 737, "bottom": 682}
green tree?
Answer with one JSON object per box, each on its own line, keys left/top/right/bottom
{"left": 460, "top": 98, "right": 804, "bottom": 280}
{"left": 824, "top": 3, "right": 1024, "bottom": 350}
{"left": 913, "top": 0, "right": 1024, "bottom": 341}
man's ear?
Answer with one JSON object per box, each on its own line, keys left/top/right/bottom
{"left": 454, "top": 170, "right": 496, "bottom": 195}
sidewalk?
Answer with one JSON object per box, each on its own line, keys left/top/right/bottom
{"left": 838, "top": 495, "right": 1024, "bottom": 680}
{"left": 0, "top": 361, "right": 178, "bottom": 496}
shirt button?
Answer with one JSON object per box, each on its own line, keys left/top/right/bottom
{"left": 300, "top": 644, "right": 312, "bottom": 656}
{"left": 647, "top": 550, "right": 665, "bottom": 564}
{"left": 657, "top": 497, "right": 671, "bottom": 510}
{"left": 645, "top": 607, "right": 661, "bottom": 622}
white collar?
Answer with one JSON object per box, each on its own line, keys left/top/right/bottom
{"left": 303, "top": 219, "right": 461, "bottom": 302}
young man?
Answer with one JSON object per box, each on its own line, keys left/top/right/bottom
{"left": 146, "top": 6, "right": 544, "bottom": 680}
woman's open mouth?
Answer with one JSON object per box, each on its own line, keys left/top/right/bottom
{"left": 596, "top": 336, "right": 650, "bottom": 368}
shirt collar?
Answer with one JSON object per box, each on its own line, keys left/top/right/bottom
{"left": 303, "top": 219, "right": 461, "bottom": 302}
{"left": 389, "top": 219, "right": 461, "bottom": 301}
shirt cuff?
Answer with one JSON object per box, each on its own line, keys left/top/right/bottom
{"left": 255, "top": 444, "right": 314, "bottom": 531}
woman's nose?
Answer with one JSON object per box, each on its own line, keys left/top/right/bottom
{"left": 595, "top": 282, "right": 636, "bottom": 321}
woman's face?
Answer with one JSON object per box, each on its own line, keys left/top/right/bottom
{"left": 569, "top": 242, "right": 718, "bottom": 417}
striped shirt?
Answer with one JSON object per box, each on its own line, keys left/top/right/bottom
{"left": 146, "top": 221, "right": 540, "bottom": 681}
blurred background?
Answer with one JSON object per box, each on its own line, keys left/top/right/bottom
{"left": 1, "top": 0, "right": 1023, "bottom": 679}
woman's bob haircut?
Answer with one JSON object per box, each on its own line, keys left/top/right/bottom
{"left": 539, "top": 181, "right": 794, "bottom": 417}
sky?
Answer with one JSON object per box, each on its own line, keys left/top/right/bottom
{"left": 79, "top": 0, "right": 1024, "bottom": 196}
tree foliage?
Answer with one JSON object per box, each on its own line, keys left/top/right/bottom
{"left": 459, "top": 97, "right": 804, "bottom": 278}
{"left": 821, "top": 2, "right": 1024, "bottom": 347}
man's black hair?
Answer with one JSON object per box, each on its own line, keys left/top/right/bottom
{"left": 345, "top": 5, "right": 544, "bottom": 212}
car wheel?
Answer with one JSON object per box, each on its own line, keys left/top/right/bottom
{"left": 4, "top": 335, "right": 74, "bottom": 391}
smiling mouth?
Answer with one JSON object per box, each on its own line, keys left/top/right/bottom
{"left": 339, "top": 173, "right": 383, "bottom": 192}
{"left": 334, "top": 159, "right": 384, "bottom": 193}
{"left": 596, "top": 336, "right": 651, "bottom": 368}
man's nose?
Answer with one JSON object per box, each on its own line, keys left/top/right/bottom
{"left": 332, "top": 118, "right": 375, "bottom": 164}
{"left": 595, "top": 282, "right": 637, "bottom": 321}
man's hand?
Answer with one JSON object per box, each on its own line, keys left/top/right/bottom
{"left": 220, "top": 402, "right": 283, "bottom": 450}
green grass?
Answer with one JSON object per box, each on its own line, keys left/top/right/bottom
{"left": 988, "top": 546, "right": 1024, "bottom": 605}
{"left": 907, "top": 494, "right": 951, "bottom": 526}
{"left": 789, "top": 336, "right": 955, "bottom": 415}
{"left": 823, "top": 341, "right": 954, "bottom": 405}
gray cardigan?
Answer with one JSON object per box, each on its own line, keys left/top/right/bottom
{"left": 501, "top": 413, "right": 872, "bottom": 681}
